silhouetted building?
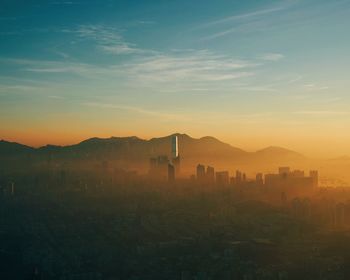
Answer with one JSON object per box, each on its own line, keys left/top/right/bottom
{"left": 206, "top": 166, "right": 215, "bottom": 183}
{"left": 265, "top": 167, "right": 317, "bottom": 190}
{"left": 149, "top": 155, "right": 169, "bottom": 180}
{"left": 256, "top": 173, "right": 264, "bottom": 185}
{"left": 148, "top": 136, "right": 180, "bottom": 181}
{"left": 171, "top": 135, "right": 180, "bottom": 176}
{"left": 236, "top": 170, "right": 242, "bottom": 184}
{"left": 171, "top": 135, "right": 178, "bottom": 158}
{"left": 216, "top": 171, "right": 229, "bottom": 186}
{"left": 197, "top": 164, "right": 206, "bottom": 182}
{"left": 310, "top": 170, "right": 319, "bottom": 188}
{"left": 279, "top": 167, "right": 290, "bottom": 178}
{"left": 291, "top": 170, "right": 304, "bottom": 178}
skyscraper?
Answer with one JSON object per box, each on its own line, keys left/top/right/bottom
{"left": 197, "top": 164, "right": 206, "bottom": 181}
{"left": 171, "top": 135, "right": 179, "bottom": 159}
{"left": 216, "top": 171, "right": 229, "bottom": 186}
{"left": 310, "top": 170, "right": 319, "bottom": 188}
{"left": 171, "top": 135, "right": 180, "bottom": 177}
{"left": 206, "top": 166, "right": 215, "bottom": 183}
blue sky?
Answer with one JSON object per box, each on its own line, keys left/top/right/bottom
{"left": 1, "top": 0, "right": 350, "bottom": 156}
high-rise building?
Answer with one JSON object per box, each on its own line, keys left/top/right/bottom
{"left": 310, "top": 170, "right": 319, "bottom": 188}
{"left": 265, "top": 168, "right": 318, "bottom": 190}
{"left": 236, "top": 170, "right": 242, "bottom": 184}
{"left": 171, "top": 135, "right": 179, "bottom": 158}
{"left": 197, "top": 164, "right": 206, "bottom": 181}
{"left": 149, "top": 155, "right": 169, "bottom": 180}
{"left": 148, "top": 135, "right": 180, "bottom": 181}
{"left": 206, "top": 166, "right": 215, "bottom": 183}
{"left": 279, "top": 167, "right": 290, "bottom": 178}
{"left": 291, "top": 170, "right": 305, "bottom": 178}
{"left": 216, "top": 171, "right": 229, "bottom": 186}
{"left": 256, "top": 173, "right": 263, "bottom": 185}
{"left": 171, "top": 135, "right": 180, "bottom": 177}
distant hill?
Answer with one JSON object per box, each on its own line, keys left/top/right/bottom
{"left": 0, "top": 134, "right": 305, "bottom": 167}
{"left": 0, "top": 139, "right": 34, "bottom": 156}
{"left": 253, "top": 146, "right": 304, "bottom": 162}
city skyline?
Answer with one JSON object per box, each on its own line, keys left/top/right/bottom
{"left": 1, "top": 0, "right": 350, "bottom": 157}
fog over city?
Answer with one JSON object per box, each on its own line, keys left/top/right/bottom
{"left": 1, "top": 0, "right": 350, "bottom": 279}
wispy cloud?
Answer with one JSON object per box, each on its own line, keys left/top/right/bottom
{"left": 4, "top": 48, "right": 258, "bottom": 87}
{"left": 303, "top": 84, "right": 329, "bottom": 91}
{"left": 0, "top": 85, "right": 42, "bottom": 91}
{"left": 69, "top": 24, "right": 151, "bottom": 55}
{"left": 260, "top": 53, "right": 284, "bottom": 61}
{"left": 124, "top": 50, "right": 257, "bottom": 84}
{"left": 287, "top": 75, "right": 303, "bottom": 84}
{"left": 202, "top": 5, "right": 290, "bottom": 28}
{"left": 198, "top": 0, "right": 298, "bottom": 40}
{"left": 20, "top": 60, "right": 98, "bottom": 75}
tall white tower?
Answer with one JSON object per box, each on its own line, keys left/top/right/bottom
{"left": 171, "top": 135, "right": 179, "bottom": 158}
{"left": 171, "top": 135, "right": 180, "bottom": 177}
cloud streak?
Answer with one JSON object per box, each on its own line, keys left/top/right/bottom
{"left": 124, "top": 50, "right": 257, "bottom": 85}
{"left": 70, "top": 24, "right": 151, "bottom": 55}
{"left": 3, "top": 48, "right": 258, "bottom": 87}
{"left": 198, "top": 0, "right": 298, "bottom": 40}
{"left": 260, "top": 53, "right": 285, "bottom": 61}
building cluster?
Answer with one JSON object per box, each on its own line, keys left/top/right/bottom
{"left": 149, "top": 135, "right": 180, "bottom": 181}
{"left": 148, "top": 136, "right": 319, "bottom": 190}
{"left": 194, "top": 164, "right": 319, "bottom": 189}
{"left": 265, "top": 167, "right": 318, "bottom": 189}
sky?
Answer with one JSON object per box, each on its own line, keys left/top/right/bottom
{"left": 1, "top": 0, "right": 350, "bottom": 157}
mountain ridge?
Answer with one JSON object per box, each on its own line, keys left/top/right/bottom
{"left": 0, "top": 133, "right": 304, "bottom": 162}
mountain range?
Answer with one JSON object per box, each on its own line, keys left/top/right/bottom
{"left": 0, "top": 133, "right": 304, "bottom": 166}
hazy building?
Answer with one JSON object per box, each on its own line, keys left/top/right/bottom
{"left": 279, "top": 167, "right": 290, "bottom": 178}
{"left": 216, "top": 171, "right": 229, "bottom": 186}
{"left": 206, "top": 166, "right": 215, "bottom": 183}
{"left": 149, "top": 155, "right": 169, "bottom": 180}
{"left": 310, "top": 170, "right": 319, "bottom": 188}
{"left": 236, "top": 170, "right": 242, "bottom": 184}
{"left": 197, "top": 164, "right": 206, "bottom": 182}
{"left": 291, "top": 170, "right": 305, "bottom": 178}
{"left": 265, "top": 167, "right": 318, "bottom": 190}
{"left": 148, "top": 136, "right": 180, "bottom": 181}
{"left": 256, "top": 173, "right": 264, "bottom": 185}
